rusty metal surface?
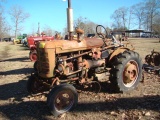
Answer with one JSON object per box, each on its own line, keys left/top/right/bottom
{"left": 41, "top": 38, "right": 104, "bottom": 53}
{"left": 124, "top": 62, "right": 138, "bottom": 82}
{"left": 109, "top": 47, "right": 129, "bottom": 61}
{"left": 37, "top": 37, "right": 130, "bottom": 78}
{"left": 145, "top": 50, "right": 160, "bottom": 66}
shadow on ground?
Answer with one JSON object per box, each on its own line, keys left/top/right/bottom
{"left": 0, "top": 79, "right": 160, "bottom": 120}
{"left": 75, "top": 95, "right": 160, "bottom": 112}
{"left": 0, "top": 92, "right": 159, "bottom": 119}
{"left": 0, "top": 57, "right": 30, "bottom": 62}
{"left": 0, "top": 68, "right": 33, "bottom": 76}
{"left": 0, "top": 80, "right": 29, "bottom": 100}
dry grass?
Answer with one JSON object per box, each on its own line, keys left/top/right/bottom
{"left": 0, "top": 39, "right": 160, "bottom": 120}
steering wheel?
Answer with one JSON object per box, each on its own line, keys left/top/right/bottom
{"left": 96, "top": 25, "right": 108, "bottom": 39}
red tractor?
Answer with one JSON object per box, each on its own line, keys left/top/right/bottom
{"left": 27, "top": 33, "right": 54, "bottom": 61}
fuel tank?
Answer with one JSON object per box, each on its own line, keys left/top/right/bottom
{"left": 38, "top": 38, "right": 104, "bottom": 53}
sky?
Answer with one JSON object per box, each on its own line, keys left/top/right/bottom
{"left": 2, "top": 0, "right": 144, "bottom": 35}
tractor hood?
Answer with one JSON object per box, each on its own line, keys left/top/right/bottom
{"left": 38, "top": 38, "right": 104, "bottom": 53}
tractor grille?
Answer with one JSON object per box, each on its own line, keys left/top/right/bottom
{"left": 37, "top": 48, "right": 49, "bottom": 74}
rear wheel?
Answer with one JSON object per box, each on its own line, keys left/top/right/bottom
{"left": 109, "top": 50, "right": 142, "bottom": 92}
{"left": 47, "top": 84, "right": 78, "bottom": 117}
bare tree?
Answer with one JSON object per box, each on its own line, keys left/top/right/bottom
{"left": 63, "top": 16, "right": 98, "bottom": 36}
{"left": 144, "top": 0, "right": 160, "bottom": 31}
{"left": 85, "top": 21, "right": 97, "bottom": 34}
{"left": 111, "top": 7, "right": 128, "bottom": 30}
{"left": 127, "top": 7, "right": 133, "bottom": 30}
{"left": 121, "top": 7, "right": 128, "bottom": 29}
{"left": 74, "top": 16, "right": 97, "bottom": 36}
{"left": 131, "top": 3, "right": 145, "bottom": 29}
{"left": 111, "top": 9, "right": 122, "bottom": 29}
{"left": 152, "top": 16, "right": 160, "bottom": 41}
{"left": 74, "top": 16, "right": 87, "bottom": 30}
{"left": 42, "top": 25, "right": 55, "bottom": 36}
{"left": 9, "top": 5, "right": 29, "bottom": 39}
{"left": 0, "top": 5, "right": 10, "bottom": 41}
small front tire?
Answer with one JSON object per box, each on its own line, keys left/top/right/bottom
{"left": 47, "top": 84, "right": 78, "bottom": 117}
{"left": 27, "top": 74, "right": 47, "bottom": 94}
{"left": 33, "top": 61, "right": 38, "bottom": 72}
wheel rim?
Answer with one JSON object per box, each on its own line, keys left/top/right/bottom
{"left": 123, "top": 60, "right": 139, "bottom": 87}
{"left": 30, "top": 53, "right": 37, "bottom": 61}
{"left": 54, "top": 90, "right": 74, "bottom": 113}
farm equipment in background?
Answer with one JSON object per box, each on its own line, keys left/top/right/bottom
{"left": 27, "top": 0, "right": 142, "bottom": 117}
{"left": 21, "top": 37, "right": 28, "bottom": 47}
{"left": 13, "top": 34, "right": 27, "bottom": 44}
{"left": 143, "top": 49, "right": 160, "bottom": 76}
{"left": 27, "top": 32, "right": 54, "bottom": 62}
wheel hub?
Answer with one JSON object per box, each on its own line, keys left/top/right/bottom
{"left": 31, "top": 53, "right": 37, "bottom": 61}
{"left": 124, "top": 62, "right": 138, "bottom": 84}
{"left": 55, "top": 90, "right": 74, "bottom": 111}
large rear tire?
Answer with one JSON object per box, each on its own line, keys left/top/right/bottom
{"left": 109, "top": 50, "right": 142, "bottom": 92}
{"left": 47, "top": 84, "right": 78, "bottom": 117}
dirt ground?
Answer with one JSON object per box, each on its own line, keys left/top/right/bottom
{"left": 0, "top": 38, "right": 160, "bottom": 120}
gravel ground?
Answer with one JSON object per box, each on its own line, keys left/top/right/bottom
{"left": 0, "top": 38, "right": 160, "bottom": 120}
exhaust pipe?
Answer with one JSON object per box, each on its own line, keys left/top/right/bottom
{"left": 67, "top": 0, "right": 74, "bottom": 39}
{"left": 67, "top": 8, "right": 73, "bottom": 32}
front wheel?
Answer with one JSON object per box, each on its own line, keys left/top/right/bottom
{"left": 29, "top": 51, "right": 37, "bottom": 62}
{"left": 109, "top": 50, "right": 142, "bottom": 92}
{"left": 33, "top": 61, "right": 38, "bottom": 72}
{"left": 47, "top": 84, "right": 78, "bottom": 117}
{"left": 27, "top": 74, "right": 48, "bottom": 94}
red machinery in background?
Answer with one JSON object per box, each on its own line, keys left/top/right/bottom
{"left": 27, "top": 33, "right": 54, "bottom": 61}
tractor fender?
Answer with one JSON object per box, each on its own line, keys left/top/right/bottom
{"left": 30, "top": 46, "right": 36, "bottom": 51}
{"left": 109, "top": 47, "right": 130, "bottom": 62}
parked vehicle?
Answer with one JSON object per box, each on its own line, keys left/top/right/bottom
{"left": 27, "top": 0, "right": 142, "bottom": 117}
{"left": 27, "top": 33, "right": 54, "bottom": 61}
{"left": 27, "top": 25, "right": 142, "bottom": 116}
{"left": 13, "top": 34, "right": 27, "bottom": 44}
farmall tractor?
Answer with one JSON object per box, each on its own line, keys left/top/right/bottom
{"left": 27, "top": 0, "right": 142, "bottom": 117}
